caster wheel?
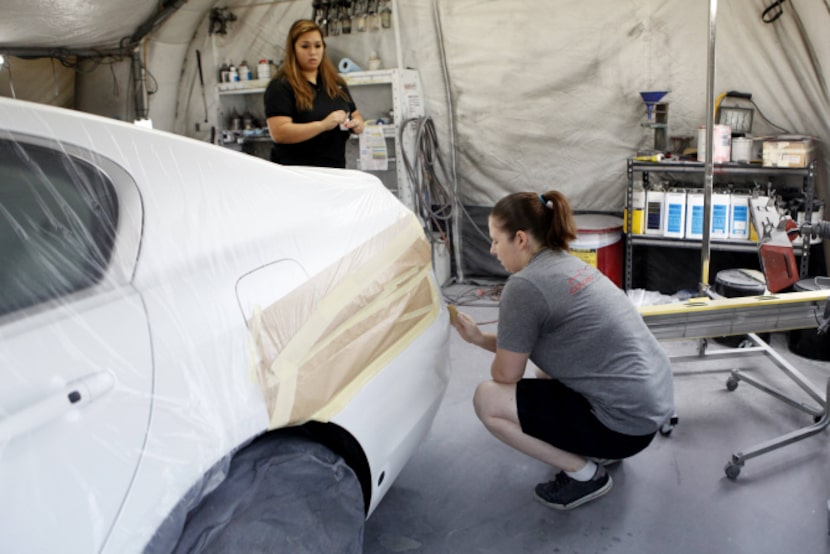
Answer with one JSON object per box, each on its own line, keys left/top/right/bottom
{"left": 726, "top": 377, "right": 739, "bottom": 391}
{"left": 724, "top": 461, "right": 742, "bottom": 480}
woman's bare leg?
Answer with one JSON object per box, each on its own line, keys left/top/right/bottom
{"left": 473, "top": 380, "right": 587, "bottom": 472}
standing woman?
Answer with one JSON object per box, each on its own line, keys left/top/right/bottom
{"left": 452, "top": 190, "right": 675, "bottom": 510}
{"left": 265, "top": 19, "right": 365, "bottom": 167}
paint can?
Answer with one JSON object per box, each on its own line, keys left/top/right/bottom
{"left": 685, "top": 190, "right": 704, "bottom": 240}
{"left": 645, "top": 190, "right": 665, "bottom": 235}
{"left": 624, "top": 188, "right": 646, "bottom": 234}
{"left": 731, "top": 137, "right": 753, "bottom": 163}
{"left": 663, "top": 189, "right": 687, "bottom": 238}
{"left": 711, "top": 192, "right": 731, "bottom": 239}
{"left": 571, "top": 214, "right": 624, "bottom": 288}
{"left": 697, "top": 125, "right": 731, "bottom": 163}
{"left": 729, "top": 192, "right": 750, "bottom": 240}
{"left": 788, "top": 278, "right": 830, "bottom": 361}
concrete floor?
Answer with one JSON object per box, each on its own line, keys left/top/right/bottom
{"left": 363, "top": 284, "right": 830, "bottom": 554}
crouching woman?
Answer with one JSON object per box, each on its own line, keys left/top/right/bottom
{"left": 452, "top": 190, "right": 675, "bottom": 510}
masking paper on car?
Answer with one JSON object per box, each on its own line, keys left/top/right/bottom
{"left": 249, "top": 213, "right": 439, "bottom": 429}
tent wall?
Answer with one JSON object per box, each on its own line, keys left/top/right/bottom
{"left": 0, "top": 57, "right": 74, "bottom": 107}
{"left": 3, "top": 0, "right": 829, "bottom": 279}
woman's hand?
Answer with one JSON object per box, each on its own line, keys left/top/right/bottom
{"left": 322, "top": 109, "right": 349, "bottom": 131}
{"left": 344, "top": 117, "right": 365, "bottom": 134}
{"left": 452, "top": 311, "right": 485, "bottom": 347}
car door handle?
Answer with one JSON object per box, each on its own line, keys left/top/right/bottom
{"left": 0, "top": 371, "right": 115, "bottom": 444}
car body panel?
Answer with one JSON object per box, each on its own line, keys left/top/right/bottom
{"left": 0, "top": 290, "right": 153, "bottom": 553}
{"left": 0, "top": 97, "right": 451, "bottom": 552}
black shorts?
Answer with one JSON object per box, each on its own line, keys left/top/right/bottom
{"left": 516, "top": 378, "right": 655, "bottom": 459}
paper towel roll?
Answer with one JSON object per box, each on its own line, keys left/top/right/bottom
{"left": 338, "top": 58, "right": 363, "bottom": 73}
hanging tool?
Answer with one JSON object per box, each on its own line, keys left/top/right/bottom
{"left": 195, "top": 49, "right": 208, "bottom": 125}
{"left": 762, "top": 0, "right": 786, "bottom": 23}
{"left": 750, "top": 196, "right": 800, "bottom": 293}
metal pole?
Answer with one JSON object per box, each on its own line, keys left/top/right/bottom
{"left": 391, "top": 0, "right": 404, "bottom": 71}
{"left": 701, "top": 0, "right": 718, "bottom": 292}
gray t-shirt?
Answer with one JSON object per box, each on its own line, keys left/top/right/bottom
{"left": 498, "top": 249, "right": 675, "bottom": 435}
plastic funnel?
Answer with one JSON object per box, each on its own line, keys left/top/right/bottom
{"left": 640, "top": 91, "right": 669, "bottom": 104}
{"left": 640, "top": 91, "right": 668, "bottom": 120}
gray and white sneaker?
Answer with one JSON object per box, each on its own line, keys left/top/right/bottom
{"left": 534, "top": 467, "right": 612, "bottom": 510}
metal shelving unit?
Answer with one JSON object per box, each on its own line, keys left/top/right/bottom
{"left": 624, "top": 158, "right": 817, "bottom": 290}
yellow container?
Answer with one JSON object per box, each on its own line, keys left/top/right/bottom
{"left": 624, "top": 189, "right": 646, "bottom": 234}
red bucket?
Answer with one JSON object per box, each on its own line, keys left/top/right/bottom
{"left": 571, "top": 215, "right": 623, "bottom": 288}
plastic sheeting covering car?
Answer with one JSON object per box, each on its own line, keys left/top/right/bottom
{"left": 0, "top": 97, "right": 451, "bottom": 553}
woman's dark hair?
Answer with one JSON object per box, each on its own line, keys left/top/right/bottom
{"left": 279, "top": 19, "right": 350, "bottom": 111}
{"left": 490, "top": 190, "right": 577, "bottom": 251}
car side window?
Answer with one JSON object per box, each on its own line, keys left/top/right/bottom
{"left": 0, "top": 138, "right": 119, "bottom": 317}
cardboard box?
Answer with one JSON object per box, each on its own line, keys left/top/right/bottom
{"left": 762, "top": 136, "right": 815, "bottom": 168}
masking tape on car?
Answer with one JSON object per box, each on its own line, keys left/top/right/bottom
{"left": 248, "top": 214, "right": 440, "bottom": 429}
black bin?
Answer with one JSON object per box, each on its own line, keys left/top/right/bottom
{"left": 713, "top": 269, "right": 769, "bottom": 347}
{"left": 788, "top": 278, "right": 830, "bottom": 361}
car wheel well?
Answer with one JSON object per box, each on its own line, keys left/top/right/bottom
{"left": 291, "top": 421, "right": 372, "bottom": 515}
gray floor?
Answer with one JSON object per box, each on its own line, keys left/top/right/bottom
{"left": 363, "top": 284, "right": 830, "bottom": 554}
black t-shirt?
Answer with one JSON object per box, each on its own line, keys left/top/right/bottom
{"left": 264, "top": 75, "right": 357, "bottom": 168}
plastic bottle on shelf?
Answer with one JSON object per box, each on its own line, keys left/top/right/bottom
{"left": 369, "top": 10, "right": 380, "bottom": 31}
{"left": 238, "top": 60, "right": 251, "bottom": 81}
{"left": 230, "top": 108, "right": 242, "bottom": 131}
{"left": 219, "top": 61, "right": 230, "bottom": 83}
{"left": 368, "top": 51, "right": 381, "bottom": 71}
{"left": 380, "top": 0, "right": 392, "bottom": 28}
{"left": 242, "top": 110, "right": 255, "bottom": 131}
{"left": 228, "top": 63, "right": 238, "bottom": 82}
{"left": 257, "top": 58, "right": 270, "bottom": 80}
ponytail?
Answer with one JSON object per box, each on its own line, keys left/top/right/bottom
{"left": 491, "top": 190, "right": 577, "bottom": 251}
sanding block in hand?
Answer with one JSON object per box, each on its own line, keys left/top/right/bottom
{"left": 447, "top": 304, "right": 458, "bottom": 325}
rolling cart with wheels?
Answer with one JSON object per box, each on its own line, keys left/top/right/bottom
{"left": 640, "top": 291, "right": 830, "bottom": 479}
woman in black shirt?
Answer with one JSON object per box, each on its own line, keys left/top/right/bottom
{"left": 264, "top": 19, "right": 366, "bottom": 167}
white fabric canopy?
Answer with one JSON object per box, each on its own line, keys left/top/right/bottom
{"left": 2, "top": 0, "right": 829, "bottom": 242}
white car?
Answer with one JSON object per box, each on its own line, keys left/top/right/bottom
{"left": 0, "top": 97, "right": 451, "bottom": 552}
